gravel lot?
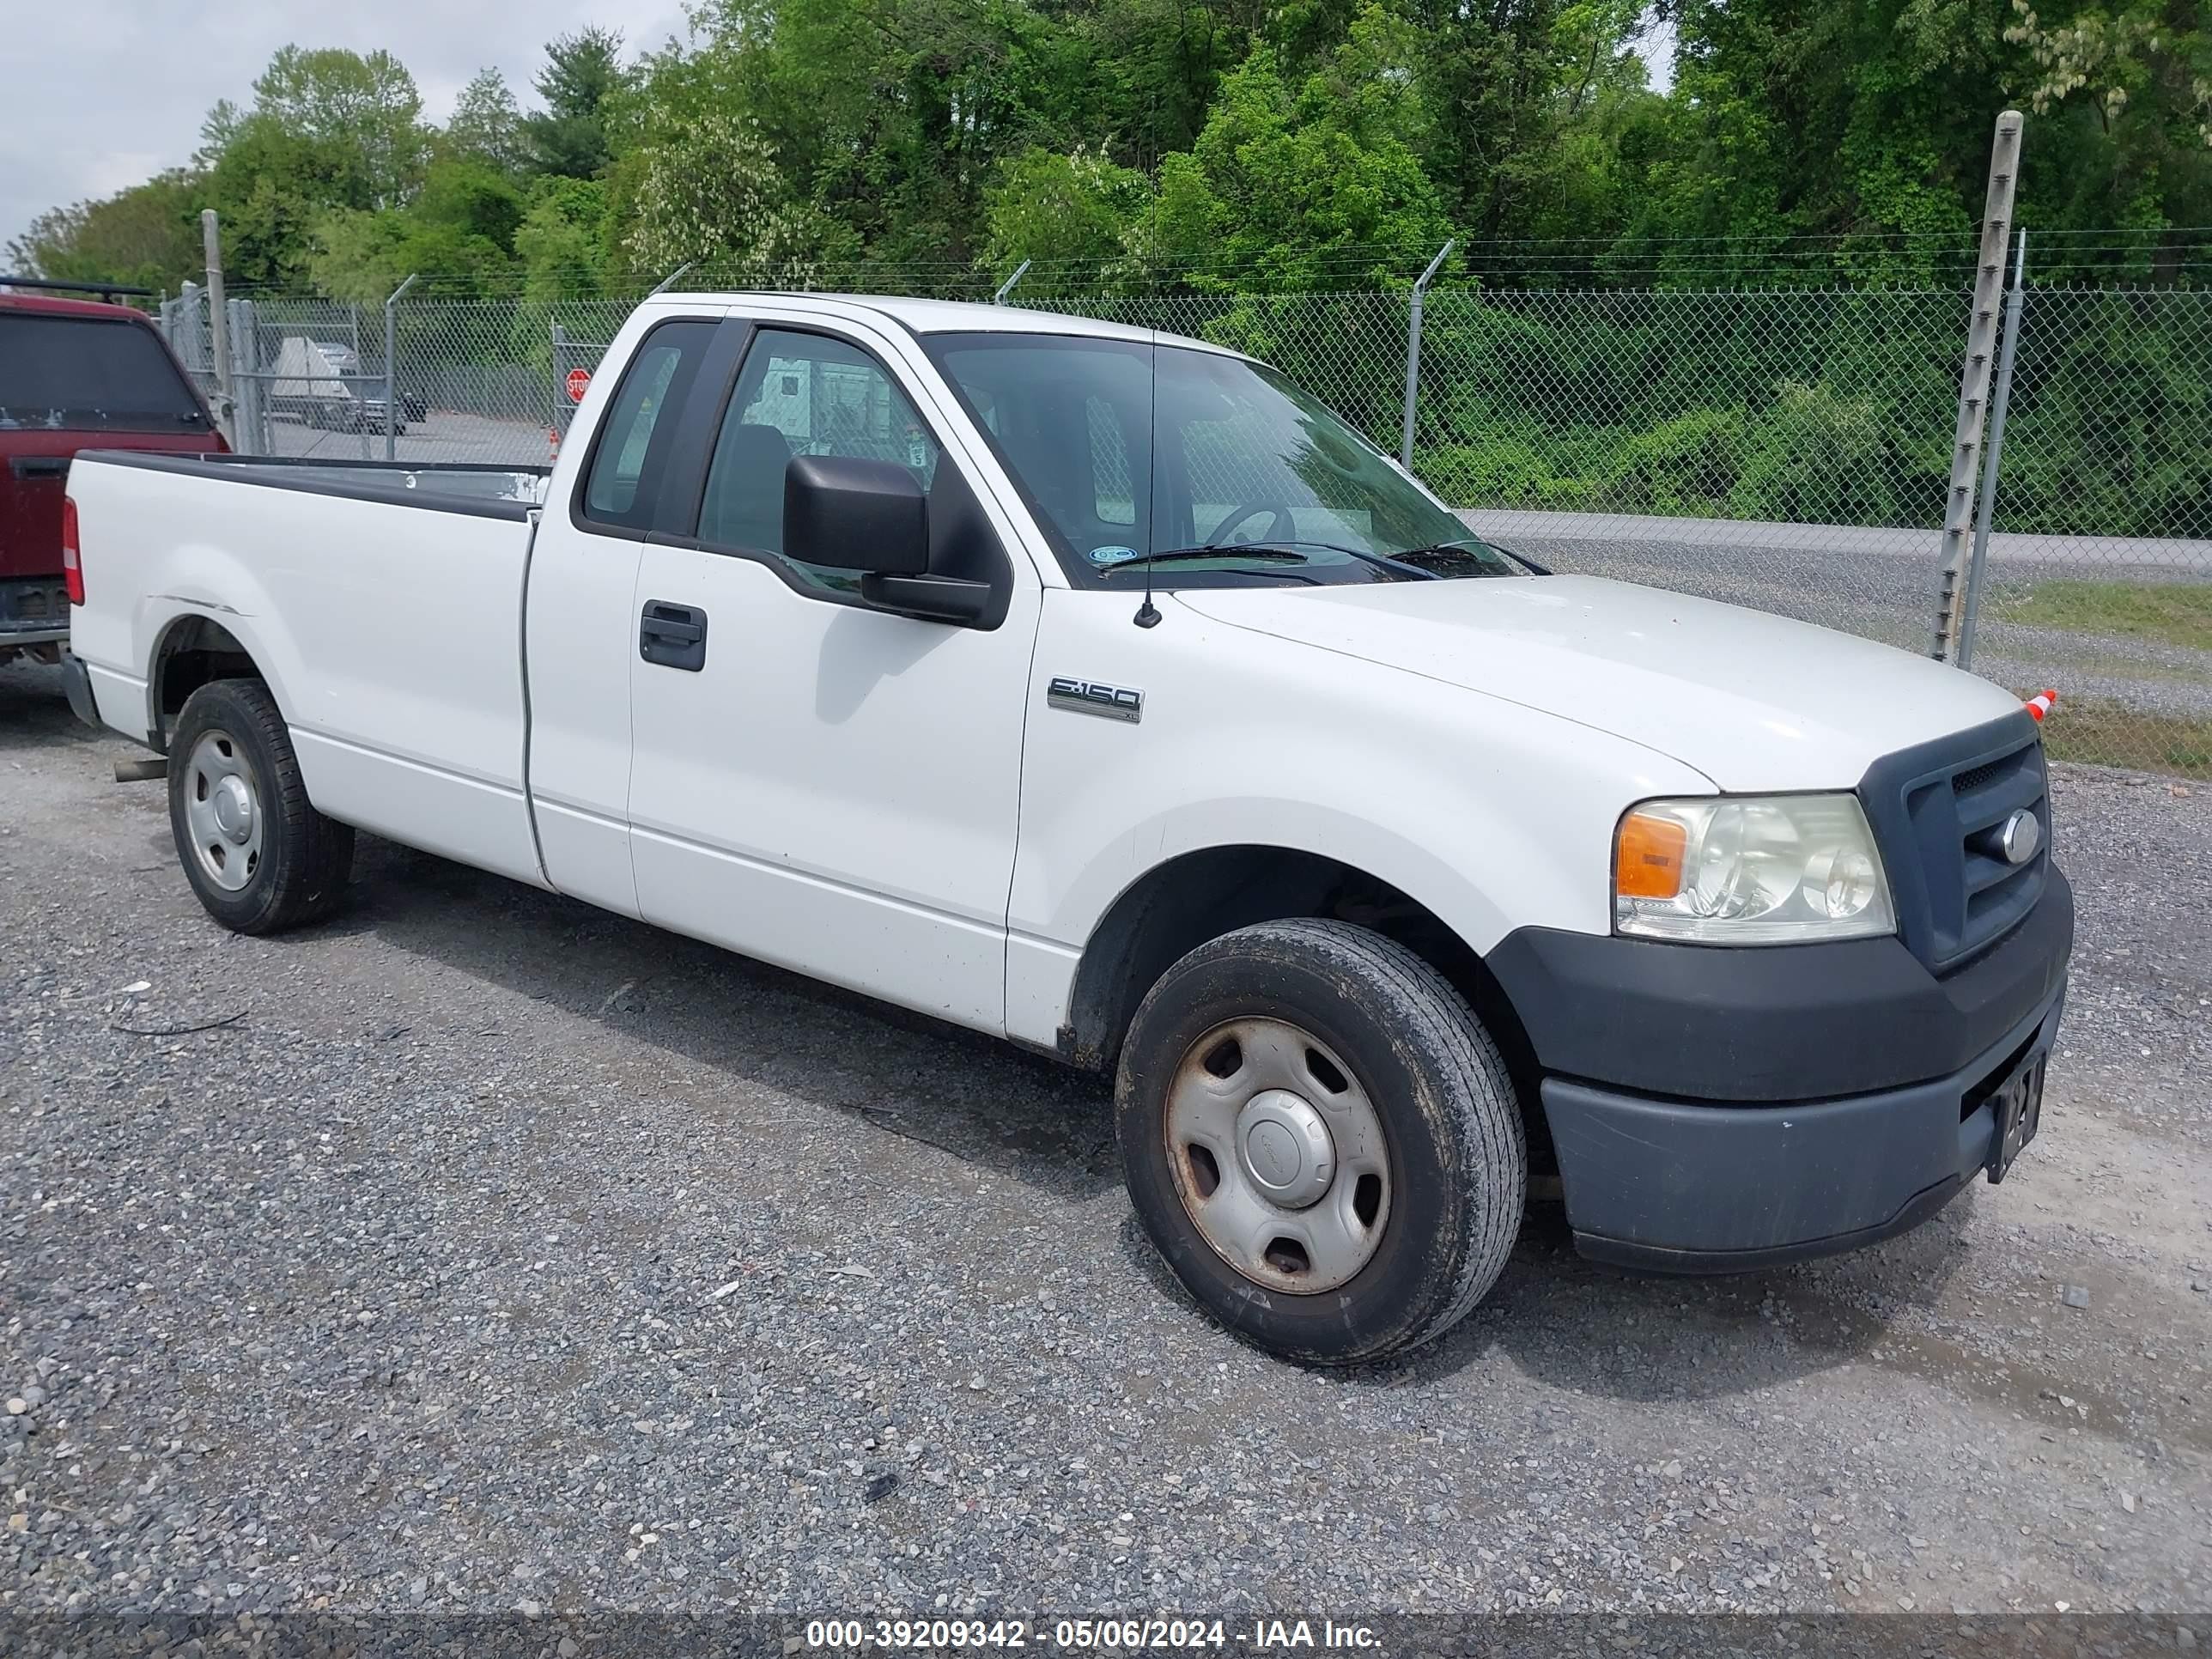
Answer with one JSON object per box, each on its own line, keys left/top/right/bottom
{"left": 2, "top": 656, "right": 2207, "bottom": 1626}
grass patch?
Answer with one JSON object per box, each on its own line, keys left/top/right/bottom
{"left": 1995, "top": 580, "right": 2212, "bottom": 653}
{"left": 2033, "top": 697, "right": 2212, "bottom": 780}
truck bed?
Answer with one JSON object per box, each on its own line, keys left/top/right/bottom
{"left": 66, "top": 449, "right": 552, "bottom": 887}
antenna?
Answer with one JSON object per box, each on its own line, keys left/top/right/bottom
{"left": 1133, "top": 329, "right": 1162, "bottom": 628}
{"left": 1134, "top": 562, "right": 1161, "bottom": 629}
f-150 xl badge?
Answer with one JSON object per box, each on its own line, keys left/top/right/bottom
{"left": 1047, "top": 677, "right": 1143, "bottom": 723}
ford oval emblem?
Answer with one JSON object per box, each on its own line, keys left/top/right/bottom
{"left": 2000, "top": 807, "right": 2042, "bottom": 866}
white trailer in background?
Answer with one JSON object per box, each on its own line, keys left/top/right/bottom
{"left": 264, "top": 337, "right": 398, "bottom": 434}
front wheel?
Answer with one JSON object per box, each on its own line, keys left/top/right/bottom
{"left": 168, "top": 678, "right": 354, "bottom": 934}
{"left": 1116, "top": 919, "right": 1527, "bottom": 1364}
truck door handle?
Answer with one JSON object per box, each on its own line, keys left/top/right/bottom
{"left": 639, "top": 600, "right": 708, "bottom": 672}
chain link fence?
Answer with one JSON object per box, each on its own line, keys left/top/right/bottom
{"left": 157, "top": 276, "right": 2211, "bottom": 777}
{"left": 1973, "top": 286, "right": 2212, "bottom": 778}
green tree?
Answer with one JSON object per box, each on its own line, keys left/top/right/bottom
{"left": 2005, "top": 0, "right": 2212, "bottom": 240}
{"left": 524, "top": 27, "right": 630, "bottom": 178}
{"left": 619, "top": 109, "right": 851, "bottom": 281}
{"left": 1138, "top": 13, "right": 1455, "bottom": 289}
{"left": 444, "top": 68, "right": 528, "bottom": 175}
{"left": 4, "top": 170, "right": 206, "bottom": 291}
{"left": 242, "top": 46, "right": 428, "bottom": 208}
{"left": 188, "top": 46, "right": 433, "bottom": 287}
{"left": 984, "top": 147, "right": 1154, "bottom": 280}
{"left": 1405, "top": 0, "right": 1657, "bottom": 245}
{"left": 308, "top": 161, "right": 522, "bottom": 301}
{"left": 514, "top": 177, "right": 613, "bottom": 300}
{"left": 1619, "top": 0, "right": 2212, "bottom": 282}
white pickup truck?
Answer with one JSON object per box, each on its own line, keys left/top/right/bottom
{"left": 61, "top": 293, "right": 2072, "bottom": 1363}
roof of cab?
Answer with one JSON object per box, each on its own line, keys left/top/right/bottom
{"left": 0, "top": 290, "right": 164, "bottom": 322}
{"left": 658, "top": 290, "right": 1246, "bottom": 358}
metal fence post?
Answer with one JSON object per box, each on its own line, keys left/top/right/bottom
{"left": 551, "top": 321, "right": 567, "bottom": 444}
{"left": 994, "top": 259, "right": 1031, "bottom": 305}
{"left": 1931, "top": 111, "right": 2023, "bottom": 660}
{"left": 1401, "top": 240, "right": 1455, "bottom": 470}
{"left": 1957, "top": 231, "right": 2027, "bottom": 673}
{"left": 175, "top": 283, "right": 200, "bottom": 377}
{"left": 384, "top": 273, "right": 419, "bottom": 462}
{"left": 200, "top": 211, "right": 235, "bottom": 447}
{"left": 232, "top": 297, "right": 261, "bottom": 453}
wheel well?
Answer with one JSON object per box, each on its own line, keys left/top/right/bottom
{"left": 151, "top": 617, "right": 264, "bottom": 750}
{"left": 1060, "top": 845, "right": 1541, "bottom": 1120}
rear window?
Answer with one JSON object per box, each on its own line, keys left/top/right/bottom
{"left": 0, "top": 313, "right": 207, "bottom": 431}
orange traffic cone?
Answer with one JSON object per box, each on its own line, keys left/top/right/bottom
{"left": 2024, "top": 689, "right": 2058, "bottom": 722}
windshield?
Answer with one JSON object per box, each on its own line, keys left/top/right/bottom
{"left": 923, "top": 332, "right": 1516, "bottom": 586}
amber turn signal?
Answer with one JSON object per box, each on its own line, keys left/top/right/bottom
{"left": 1615, "top": 810, "right": 1687, "bottom": 899}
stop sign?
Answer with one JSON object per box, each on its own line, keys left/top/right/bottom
{"left": 565, "top": 367, "right": 592, "bottom": 404}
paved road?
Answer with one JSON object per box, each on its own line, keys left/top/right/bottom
{"left": 259, "top": 409, "right": 556, "bottom": 469}
{"left": 2, "top": 659, "right": 2205, "bottom": 1627}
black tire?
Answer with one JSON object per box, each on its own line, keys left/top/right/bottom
{"left": 1116, "top": 919, "right": 1526, "bottom": 1364}
{"left": 167, "top": 678, "right": 354, "bottom": 935}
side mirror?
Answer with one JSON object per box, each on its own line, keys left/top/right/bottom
{"left": 783, "top": 453, "right": 930, "bottom": 576}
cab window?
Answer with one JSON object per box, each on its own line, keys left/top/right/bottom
{"left": 579, "top": 319, "right": 716, "bottom": 531}
{"left": 696, "top": 328, "right": 940, "bottom": 592}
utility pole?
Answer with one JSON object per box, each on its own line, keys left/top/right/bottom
{"left": 200, "top": 210, "right": 235, "bottom": 447}
{"left": 1931, "top": 112, "right": 2023, "bottom": 661}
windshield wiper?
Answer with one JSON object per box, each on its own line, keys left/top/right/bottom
{"left": 1397, "top": 536, "right": 1552, "bottom": 576}
{"left": 1226, "top": 538, "right": 1444, "bottom": 580}
{"left": 1102, "top": 544, "right": 1321, "bottom": 630}
{"left": 1100, "top": 546, "right": 1322, "bottom": 584}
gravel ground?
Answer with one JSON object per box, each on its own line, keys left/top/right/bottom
{"left": 1, "top": 657, "right": 2207, "bottom": 1626}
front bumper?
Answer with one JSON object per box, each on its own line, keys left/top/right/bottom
{"left": 1490, "top": 869, "right": 2073, "bottom": 1271}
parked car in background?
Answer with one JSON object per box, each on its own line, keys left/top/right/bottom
{"left": 348, "top": 376, "right": 427, "bottom": 425}
{"left": 0, "top": 287, "right": 222, "bottom": 668}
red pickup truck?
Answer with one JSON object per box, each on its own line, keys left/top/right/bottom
{"left": 0, "top": 289, "right": 224, "bottom": 667}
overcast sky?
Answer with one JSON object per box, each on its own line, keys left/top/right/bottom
{"left": 0, "top": 0, "right": 690, "bottom": 260}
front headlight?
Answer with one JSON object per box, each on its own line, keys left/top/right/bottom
{"left": 1613, "top": 794, "right": 1895, "bottom": 944}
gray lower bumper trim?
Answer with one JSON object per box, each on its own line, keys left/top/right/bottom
{"left": 1544, "top": 981, "right": 2065, "bottom": 1268}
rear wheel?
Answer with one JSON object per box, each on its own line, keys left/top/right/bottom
{"left": 168, "top": 679, "right": 353, "bottom": 934}
{"left": 1116, "top": 919, "right": 1526, "bottom": 1364}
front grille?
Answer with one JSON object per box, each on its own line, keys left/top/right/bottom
{"left": 1857, "top": 713, "right": 2050, "bottom": 974}
{"left": 1950, "top": 756, "right": 2012, "bottom": 795}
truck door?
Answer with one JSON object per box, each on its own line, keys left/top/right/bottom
{"left": 623, "top": 315, "right": 1041, "bottom": 1033}
{"left": 524, "top": 308, "right": 736, "bottom": 916}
